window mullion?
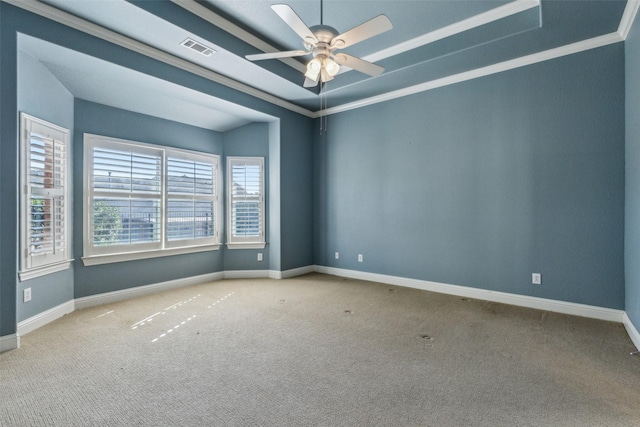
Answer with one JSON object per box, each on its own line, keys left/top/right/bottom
{"left": 161, "top": 149, "right": 167, "bottom": 248}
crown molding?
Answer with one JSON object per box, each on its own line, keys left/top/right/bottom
{"left": 321, "top": 32, "right": 623, "bottom": 117}
{"left": 364, "top": 0, "right": 540, "bottom": 65}
{"left": 2, "top": 0, "right": 315, "bottom": 118}
{"left": 618, "top": 0, "right": 640, "bottom": 40}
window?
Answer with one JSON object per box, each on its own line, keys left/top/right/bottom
{"left": 20, "top": 113, "right": 71, "bottom": 281}
{"left": 83, "top": 134, "right": 221, "bottom": 265}
{"left": 227, "top": 157, "right": 265, "bottom": 249}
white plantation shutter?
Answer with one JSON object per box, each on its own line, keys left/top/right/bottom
{"left": 92, "top": 147, "right": 161, "bottom": 193}
{"left": 88, "top": 141, "right": 162, "bottom": 254}
{"left": 227, "top": 157, "right": 265, "bottom": 248}
{"left": 84, "top": 134, "right": 221, "bottom": 262}
{"left": 20, "top": 114, "right": 71, "bottom": 278}
{"left": 166, "top": 154, "right": 218, "bottom": 247}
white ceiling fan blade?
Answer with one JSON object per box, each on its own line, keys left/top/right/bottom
{"left": 303, "top": 77, "right": 319, "bottom": 88}
{"left": 245, "top": 50, "right": 309, "bottom": 61}
{"left": 304, "top": 66, "right": 321, "bottom": 84}
{"left": 271, "top": 4, "right": 318, "bottom": 45}
{"left": 334, "top": 53, "right": 384, "bottom": 77}
{"left": 331, "top": 15, "right": 392, "bottom": 49}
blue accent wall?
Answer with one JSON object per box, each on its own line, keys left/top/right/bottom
{"left": 1, "top": 5, "right": 18, "bottom": 336}
{"left": 626, "top": 14, "right": 640, "bottom": 331}
{"left": 280, "top": 116, "right": 315, "bottom": 271}
{"left": 222, "top": 122, "right": 271, "bottom": 271}
{"left": 16, "top": 48, "right": 75, "bottom": 322}
{"left": 73, "top": 100, "right": 224, "bottom": 298}
{"left": 314, "top": 44, "right": 625, "bottom": 309}
{"left": 0, "top": 2, "right": 4, "bottom": 336}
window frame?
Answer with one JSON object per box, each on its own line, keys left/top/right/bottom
{"left": 82, "top": 134, "right": 222, "bottom": 266}
{"left": 226, "top": 156, "right": 266, "bottom": 250}
{"left": 19, "top": 113, "right": 72, "bottom": 281}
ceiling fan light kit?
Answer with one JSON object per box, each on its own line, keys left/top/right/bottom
{"left": 305, "top": 56, "right": 339, "bottom": 82}
{"left": 245, "top": 3, "right": 393, "bottom": 88}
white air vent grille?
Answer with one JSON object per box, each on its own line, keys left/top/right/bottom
{"left": 181, "top": 38, "right": 216, "bottom": 57}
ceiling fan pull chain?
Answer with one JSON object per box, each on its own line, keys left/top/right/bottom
{"left": 324, "top": 82, "right": 328, "bottom": 134}
{"left": 320, "top": 81, "right": 329, "bottom": 135}
{"left": 320, "top": 82, "right": 324, "bottom": 134}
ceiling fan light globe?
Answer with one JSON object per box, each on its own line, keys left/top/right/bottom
{"left": 324, "top": 58, "right": 340, "bottom": 76}
{"left": 307, "top": 58, "right": 322, "bottom": 73}
{"left": 320, "top": 68, "right": 334, "bottom": 83}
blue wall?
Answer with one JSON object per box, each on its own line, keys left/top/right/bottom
{"left": 222, "top": 122, "right": 271, "bottom": 271}
{"left": 0, "top": 2, "right": 4, "bottom": 336}
{"left": 73, "top": 100, "right": 225, "bottom": 298}
{"left": 16, "top": 48, "right": 75, "bottom": 322}
{"left": 626, "top": 14, "right": 640, "bottom": 331}
{"left": 1, "top": 5, "right": 19, "bottom": 336}
{"left": 0, "top": 3, "right": 314, "bottom": 340}
{"left": 279, "top": 116, "right": 315, "bottom": 271}
{"left": 315, "top": 44, "right": 625, "bottom": 309}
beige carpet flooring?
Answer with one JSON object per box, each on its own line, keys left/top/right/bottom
{"left": 1, "top": 273, "right": 639, "bottom": 426}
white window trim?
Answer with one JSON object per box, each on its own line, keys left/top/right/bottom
{"left": 19, "top": 113, "right": 73, "bottom": 281}
{"left": 81, "top": 244, "right": 219, "bottom": 266}
{"left": 82, "top": 134, "right": 222, "bottom": 266}
{"left": 226, "top": 157, "right": 266, "bottom": 250}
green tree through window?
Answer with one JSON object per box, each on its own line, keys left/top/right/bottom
{"left": 93, "top": 200, "right": 121, "bottom": 245}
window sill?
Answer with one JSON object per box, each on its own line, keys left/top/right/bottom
{"left": 226, "top": 242, "right": 267, "bottom": 250}
{"left": 19, "top": 260, "right": 73, "bottom": 281}
{"left": 82, "top": 244, "right": 220, "bottom": 266}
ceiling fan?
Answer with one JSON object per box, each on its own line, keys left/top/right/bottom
{"left": 245, "top": 3, "right": 393, "bottom": 87}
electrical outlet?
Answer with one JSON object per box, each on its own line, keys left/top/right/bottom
{"left": 257, "top": 253, "right": 263, "bottom": 262}
{"left": 358, "top": 254, "right": 363, "bottom": 262}
{"left": 532, "top": 273, "right": 541, "bottom": 285}
{"left": 335, "top": 252, "right": 339, "bottom": 260}
{"left": 24, "top": 288, "right": 32, "bottom": 302}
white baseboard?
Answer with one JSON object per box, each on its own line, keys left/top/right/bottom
{"left": 272, "top": 265, "right": 315, "bottom": 279}
{"left": 623, "top": 312, "right": 640, "bottom": 351}
{"left": 224, "top": 269, "right": 271, "bottom": 279}
{"left": 10, "top": 266, "right": 632, "bottom": 350}
{"left": 226, "top": 266, "right": 315, "bottom": 280}
{"left": 17, "top": 300, "right": 75, "bottom": 337}
{"left": 0, "top": 333, "right": 20, "bottom": 353}
{"left": 314, "top": 266, "right": 624, "bottom": 323}
{"left": 75, "top": 271, "right": 224, "bottom": 310}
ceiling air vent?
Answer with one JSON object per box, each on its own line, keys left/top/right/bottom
{"left": 181, "top": 38, "right": 216, "bottom": 57}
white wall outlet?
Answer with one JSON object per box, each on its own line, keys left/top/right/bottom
{"left": 24, "top": 287, "right": 32, "bottom": 302}
{"left": 257, "top": 253, "right": 263, "bottom": 262}
{"left": 358, "top": 254, "right": 363, "bottom": 262}
{"left": 532, "top": 273, "right": 541, "bottom": 285}
{"left": 335, "top": 252, "right": 339, "bottom": 260}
